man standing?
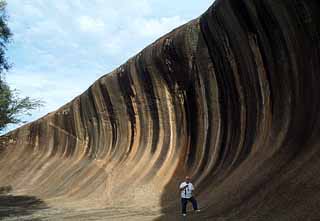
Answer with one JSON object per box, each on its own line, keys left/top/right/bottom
{"left": 179, "top": 176, "right": 200, "bottom": 216}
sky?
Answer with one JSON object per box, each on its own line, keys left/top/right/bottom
{"left": 4, "top": 0, "right": 214, "bottom": 133}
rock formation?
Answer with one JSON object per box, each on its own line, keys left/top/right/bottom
{"left": 1, "top": 0, "right": 320, "bottom": 220}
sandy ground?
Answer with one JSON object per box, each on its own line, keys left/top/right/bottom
{"left": 0, "top": 188, "right": 162, "bottom": 221}
{"left": 0, "top": 192, "right": 213, "bottom": 221}
{"left": 0, "top": 204, "right": 161, "bottom": 221}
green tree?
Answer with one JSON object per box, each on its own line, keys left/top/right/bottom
{"left": 0, "top": 0, "right": 43, "bottom": 132}
{"left": 0, "top": 0, "right": 11, "bottom": 73}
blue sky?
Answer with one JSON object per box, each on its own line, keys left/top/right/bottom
{"left": 4, "top": 0, "right": 214, "bottom": 132}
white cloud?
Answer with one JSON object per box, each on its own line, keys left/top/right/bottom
{"left": 78, "top": 16, "right": 105, "bottom": 33}
{"left": 23, "top": 4, "right": 43, "bottom": 18}
{"left": 134, "top": 16, "right": 186, "bottom": 38}
{"left": 7, "top": 73, "right": 50, "bottom": 89}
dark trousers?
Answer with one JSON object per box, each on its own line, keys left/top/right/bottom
{"left": 181, "top": 197, "right": 198, "bottom": 214}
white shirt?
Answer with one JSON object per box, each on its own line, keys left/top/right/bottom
{"left": 180, "top": 182, "right": 194, "bottom": 198}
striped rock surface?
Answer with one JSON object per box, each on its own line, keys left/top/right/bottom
{"left": 1, "top": 0, "right": 320, "bottom": 220}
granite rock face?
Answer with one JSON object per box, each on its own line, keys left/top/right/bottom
{"left": 1, "top": 0, "right": 320, "bottom": 220}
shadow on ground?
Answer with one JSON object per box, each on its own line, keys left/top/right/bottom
{"left": 0, "top": 186, "right": 48, "bottom": 220}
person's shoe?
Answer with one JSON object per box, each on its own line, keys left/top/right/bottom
{"left": 182, "top": 213, "right": 186, "bottom": 216}
{"left": 196, "top": 209, "right": 201, "bottom": 212}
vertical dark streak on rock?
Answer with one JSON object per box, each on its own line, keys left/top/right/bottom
{"left": 79, "top": 89, "right": 97, "bottom": 159}
{"left": 135, "top": 54, "right": 159, "bottom": 154}
{"left": 28, "top": 122, "right": 39, "bottom": 151}
{"left": 50, "top": 127, "right": 58, "bottom": 157}
{"left": 255, "top": 1, "right": 294, "bottom": 136}
{"left": 185, "top": 59, "right": 199, "bottom": 168}
{"left": 278, "top": 0, "right": 320, "bottom": 153}
{"left": 87, "top": 88, "right": 100, "bottom": 159}
{"left": 64, "top": 105, "right": 76, "bottom": 158}
{"left": 199, "top": 11, "right": 227, "bottom": 174}
{"left": 117, "top": 65, "right": 136, "bottom": 155}
{"left": 99, "top": 81, "right": 117, "bottom": 149}
{"left": 200, "top": 5, "right": 241, "bottom": 172}
{"left": 228, "top": 0, "right": 260, "bottom": 163}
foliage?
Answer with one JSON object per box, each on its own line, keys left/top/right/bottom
{"left": 0, "top": 80, "right": 43, "bottom": 130}
{"left": 0, "top": 0, "right": 12, "bottom": 74}
{"left": 0, "top": 1, "right": 43, "bottom": 132}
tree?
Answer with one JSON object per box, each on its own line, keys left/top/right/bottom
{"left": 0, "top": 0, "right": 43, "bottom": 132}
{"left": 0, "top": 0, "right": 11, "bottom": 73}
